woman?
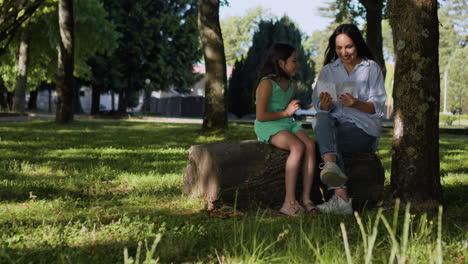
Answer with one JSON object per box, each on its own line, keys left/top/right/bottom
{"left": 312, "top": 24, "right": 386, "bottom": 215}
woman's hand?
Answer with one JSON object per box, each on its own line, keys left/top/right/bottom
{"left": 339, "top": 93, "right": 357, "bottom": 107}
{"left": 284, "top": 99, "right": 301, "bottom": 116}
{"left": 319, "top": 92, "right": 333, "bottom": 111}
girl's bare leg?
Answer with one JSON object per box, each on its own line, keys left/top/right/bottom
{"left": 270, "top": 130, "right": 305, "bottom": 202}
{"left": 294, "top": 130, "right": 316, "bottom": 202}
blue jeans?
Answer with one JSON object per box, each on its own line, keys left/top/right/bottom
{"left": 314, "top": 112, "right": 377, "bottom": 188}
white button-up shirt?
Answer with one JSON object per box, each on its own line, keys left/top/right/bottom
{"left": 312, "top": 58, "right": 387, "bottom": 137}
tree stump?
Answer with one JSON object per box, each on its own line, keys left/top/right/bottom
{"left": 342, "top": 152, "right": 385, "bottom": 210}
{"left": 183, "top": 140, "right": 385, "bottom": 210}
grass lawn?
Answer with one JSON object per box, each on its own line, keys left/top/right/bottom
{"left": 0, "top": 120, "right": 466, "bottom": 263}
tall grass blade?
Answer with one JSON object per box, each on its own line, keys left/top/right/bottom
{"left": 340, "top": 222, "right": 353, "bottom": 264}
{"left": 365, "top": 208, "right": 382, "bottom": 264}
{"left": 401, "top": 203, "right": 412, "bottom": 263}
{"left": 436, "top": 205, "right": 443, "bottom": 264}
{"left": 354, "top": 212, "right": 368, "bottom": 251}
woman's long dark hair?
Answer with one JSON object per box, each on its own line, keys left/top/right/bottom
{"left": 258, "top": 43, "right": 296, "bottom": 81}
{"left": 323, "top": 23, "right": 374, "bottom": 65}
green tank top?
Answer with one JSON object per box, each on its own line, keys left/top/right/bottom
{"left": 255, "top": 78, "right": 294, "bottom": 112}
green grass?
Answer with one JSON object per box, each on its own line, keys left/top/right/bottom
{"left": 0, "top": 120, "right": 466, "bottom": 263}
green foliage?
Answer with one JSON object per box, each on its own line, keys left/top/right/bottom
{"left": 384, "top": 62, "right": 394, "bottom": 104}
{"left": 228, "top": 16, "right": 315, "bottom": 117}
{"left": 382, "top": 19, "right": 394, "bottom": 61}
{"left": 91, "top": 0, "right": 201, "bottom": 100}
{"left": 445, "top": 47, "right": 468, "bottom": 113}
{"left": 440, "top": 114, "right": 456, "bottom": 126}
{"left": 0, "top": 120, "right": 466, "bottom": 263}
{"left": 0, "top": 0, "right": 119, "bottom": 92}
{"left": 220, "top": 7, "right": 275, "bottom": 66}
{"left": 439, "top": 0, "right": 467, "bottom": 113}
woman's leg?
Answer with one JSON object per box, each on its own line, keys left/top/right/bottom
{"left": 314, "top": 112, "right": 338, "bottom": 161}
{"left": 294, "top": 130, "right": 316, "bottom": 202}
{"left": 332, "top": 122, "right": 376, "bottom": 202}
{"left": 270, "top": 130, "right": 305, "bottom": 203}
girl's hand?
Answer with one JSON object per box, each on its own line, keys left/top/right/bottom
{"left": 319, "top": 92, "right": 333, "bottom": 111}
{"left": 339, "top": 93, "right": 357, "bottom": 107}
{"left": 285, "top": 99, "right": 301, "bottom": 116}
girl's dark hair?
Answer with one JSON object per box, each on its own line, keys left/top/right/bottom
{"left": 323, "top": 23, "right": 374, "bottom": 65}
{"left": 258, "top": 43, "right": 296, "bottom": 81}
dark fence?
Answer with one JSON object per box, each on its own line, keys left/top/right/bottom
{"left": 150, "top": 96, "right": 204, "bottom": 117}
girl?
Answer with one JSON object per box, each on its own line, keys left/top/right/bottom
{"left": 254, "top": 43, "right": 317, "bottom": 216}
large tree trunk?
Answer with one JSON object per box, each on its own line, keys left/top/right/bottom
{"left": 198, "top": 0, "right": 228, "bottom": 131}
{"left": 12, "top": 29, "right": 30, "bottom": 113}
{"left": 360, "top": 0, "right": 386, "bottom": 79}
{"left": 55, "top": 0, "right": 74, "bottom": 123}
{"left": 184, "top": 141, "right": 385, "bottom": 210}
{"left": 388, "top": 0, "right": 443, "bottom": 209}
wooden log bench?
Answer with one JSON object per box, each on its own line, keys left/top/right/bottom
{"left": 183, "top": 140, "right": 385, "bottom": 211}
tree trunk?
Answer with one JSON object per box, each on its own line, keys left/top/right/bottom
{"left": 91, "top": 84, "right": 100, "bottom": 115}
{"left": 28, "top": 89, "right": 37, "bottom": 110}
{"left": 388, "top": 0, "right": 443, "bottom": 209}
{"left": 55, "top": 0, "right": 74, "bottom": 123}
{"left": 198, "top": 0, "right": 228, "bottom": 131}
{"left": 48, "top": 84, "right": 53, "bottom": 113}
{"left": 142, "top": 89, "right": 152, "bottom": 113}
{"left": 0, "top": 78, "right": 8, "bottom": 111}
{"left": 73, "top": 81, "right": 82, "bottom": 114}
{"left": 118, "top": 87, "right": 128, "bottom": 114}
{"left": 12, "top": 29, "right": 30, "bottom": 113}
{"left": 111, "top": 90, "right": 115, "bottom": 111}
{"left": 184, "top": 141, "right": 385, "bottom": 210}
{"left": 360, "top": 0, "right": 386, "bottom": 79}
{"left": 6, "top": 91, "right": 13, "bottom": 110}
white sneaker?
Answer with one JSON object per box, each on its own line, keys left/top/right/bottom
{"left": 317, "top": 195, "right": 353, "bottom": 215}
{"left": 319, "top": 162, "right": 348, "bottom": 187}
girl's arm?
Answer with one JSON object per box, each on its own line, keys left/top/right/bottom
{"left": 256, "top": 79, "right": 299, "bottom": 122}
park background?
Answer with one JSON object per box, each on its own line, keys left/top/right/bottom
{"left": 0, "top": 0, "right": 466, "bottom": 263}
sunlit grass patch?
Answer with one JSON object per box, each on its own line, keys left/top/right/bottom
{"left": 0, "top": 119, "right": 466, "bottom": 263}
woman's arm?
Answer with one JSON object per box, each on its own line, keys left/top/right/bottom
{"left": 256, "top": 79, "right": 300, "bottom": 122}
{"left": 339, "top": 93, "right": 376, "bottom": 113}
{"left": 339, "top": 61, "right": 386, "bottom": 114}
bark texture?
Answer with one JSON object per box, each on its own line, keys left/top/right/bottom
{"left": 360, "top": 0, "right": 386, "bottom": 78}
{"left": 388, "top": 0, "right": 443, "bottom": 207}
{"left": 198, "top": 0, "right": 228, "bottom": 131}
{"left": 184, "top": 141, "right": 385, "bottom": 210}
{"left": 56, "top": 0, "right": 74, "bottom": 123}
{"left": 12, "top": 29, "right": 29, "bottom": 113}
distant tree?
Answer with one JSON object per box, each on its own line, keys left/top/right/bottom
{"left": 12, "top": 2, "right": 30, "bottom": 114}
{"left": 56, "top": 0, "right": 74, "bottom": 123}
{"left": 382, "top": 19, "right": 394, "bottom": 62}
{"left": 221, "top": 7, "right": 274, "bottom": 66}
{"left": 439, "top": 0, "right": 467, "bottom": 113}
{"left": 443, "top": 0, "right": 467, "bottom": 47}
{"left": 445, "top": 47, "right": 468, "bottom": 113}
{"left": 228, "top": 16, "right": 315, "bottom": 118}
{"left": 388, "top": 0, "right": 443, "bottom": 208}
{"left": 0, "top": 0, "right": 119, "bottom": 116}
{"left": 198, "top": 0, "right": 228, "bottom": 130}
{"left": 91, "top": 0, "right": 200, "bottom": 114}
